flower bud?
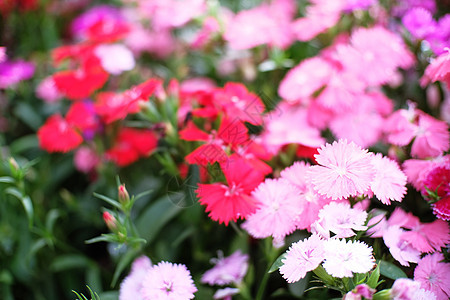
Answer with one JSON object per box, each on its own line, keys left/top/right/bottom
{"left": 103, "top": 211, "right": 117, "bottom": 231}
{"left": 118, "top": 184, "right": 130, "bottom": 205}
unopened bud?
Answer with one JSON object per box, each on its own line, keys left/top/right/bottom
{"left": 9, "top": 157, "right": 19, "bottom": 172}
{"left": 103, "top": 211, "right": 117, "bottom": 231}
{"left": 118, "top": 184, "right": 130, "bottom": 205}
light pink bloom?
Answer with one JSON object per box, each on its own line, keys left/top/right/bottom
{"left": 94, "top": 44, "right": 135, "bottom": 75}
{"left": 119, "top": 256, "right": 152, "bottom": 300}
{"left": 402, "top": 158, "right": 440, "bottom": 190}
{"left": 391, "top": 278, "right": 437, "bottom": 300}
{"left": 278, "top": 57, "right": 333, "bottom": 104}
{"left": 36, "top": 76, "right": 63, "bottom": 103}
{"left": 213, "top": 287, "right": 239, "bottom": 300}
{"left": 385, "top": 108, "right": 417, "bottom": 146}
{"left": 309, "top": 139, "right": 375, "bottom": 200}
{"left": 387, "top": 207, "right": 420, "bottom": 229}
{"left": 242, "top": 178, "right": 304, "bottom": 241}
{"left": 411, "top": 112, "right": 450, "bottom": 158}
{"left": 323, "top": 239, "right": 375, "bottom": 278}
{"left": 414, "top": 253, "right": 450, "bottom": 300}
{"left": 141, "top": 261, "right": 197, "bottom": 300}
{"left": 279, "top": 234, "right": 325, "bottom": 283}
{"left": 74, "top": 146, "right": 100, "bottom": 173}
{"left": 311, "top": 202, "right": 367, "bottom": 238}
{"left": 344, "top": 283, "right": 376, "bottom": 300}
{"left": 337, "top": 26, "right": 414, "bottom": 86}
{"left": 0, "top": 47, "right": 6, "bottom": 63}
{"left": 261, "top": 103, "right": 325, "bottom": 152}
{"left": 201, "top": 250, "right": 249, "bottom": 286}
{"left": 383, "top": 225, "right": 421, "bottom": 266}
{"left": 422, "top": 50, "right": 450, "bottom": 88}
{"left": 370, "top": 153, "right": 407, "bottom": 204}
{"left": 366, "top": 210, "right": 388, "bottom": 238}
{"left": 280, "top": 161, "right": 332, "bottom": 231}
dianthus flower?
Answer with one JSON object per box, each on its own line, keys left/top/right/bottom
{"left": 141, "top": 261, "right": 197, "bottom": 300}
{"left": 119, "top": 256, "right": 152, "bottom": 300}
{"left": 308, "top": 139, "right": 374, "bottom": 200}
{"left": 391, "top": 278, "right": 437, "bottom": 300}
{"left": 279, "top": 234, "right": 325, "bottom": 283}
{"left": 383, "top": 225, "right": 421, "bottom": 266}
{"left": 242, "top": 178, "right": 304, "bottom": 241}
{"left": 414, "top": 253, "right": 450, "bottom": 300}
{"left": 322, "top": 239, "right": 375, "bottom": 278}
{"left": 201, "top": 250, "right": 249, "bottom": 286}
{"left": 37, "top": 114, "right": 83, "bottom": 153}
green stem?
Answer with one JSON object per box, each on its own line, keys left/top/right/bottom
{"left": 255, "top": 267, "right": 270, "bottom": 300}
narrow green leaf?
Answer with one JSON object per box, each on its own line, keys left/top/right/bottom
{"left": 379, "top": 260, "right": 407, "bottom": 280}
{"left": 0, "top": 176, "right": 14, "bottom": 184}
{"left": 85, "top": 234, "right": 117, "bottom": 244}
{"left": 268, "top": 253, "right": 286, "bottom": 273}
{"left": 50, "top": 255, "right": 91, "bottom": 272}
{"left": 111, "top": 248, "right": 140, "bottom": 287}
{"left": 5, "top": 187, "right": 33, "bottom": 227}
{"left": 93, "top": 193, "right": 122, "bottom": 210}
{"left": 45, "top": 209, "right": 61, "bottom": 234}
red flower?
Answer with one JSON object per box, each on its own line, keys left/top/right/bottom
{"left": 53, "top": 56, "right": 108, "bottom": 100}
{"left": 66, "top": 101, "right": 99, "bottom": 133}
{"left": 86, "top": 18, "right": 130, "bottom": 43}
{"left": 37, "top": 115, "right": 83, "bottom": 153}
{"left": 433, "top": 196, "right": 450, "bottom": 221}
{"left": 196, "top": 155, "right": 264, "bottom": 225}
{"left": 106, "top": 128, "right": 158, "bottom": 167}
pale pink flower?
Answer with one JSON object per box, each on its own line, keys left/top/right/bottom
{"left": 242, "top": 178, "right": 304, "bottom": 241}
{"left": 311, "top": 202, "right": 367, "bottom": 238}
{"left": 94, "top": 44, "right": 135, "bottom": 75}
{"left": 366, "top": 210, "right": 388, "bottom": 238}
{"left": 385, "top": 108, "right": 417, "bottom": 146}
{"left": 36, "top": 76, "right": 63, "bottom": 103}
{"left": 344, "top": 283, "right": 376, "bottom": 300}
{"left": 74, "top": 146, "right": 100, "bottom": 173}
{"left": 261, "top": 103, "right": 325, "bottom": 152}
{"left": 323, "top": 239, "right": 375, "bottom": 278}
{"left": 141, "top": 261, "right": 197, "bottom": 300}
{"left": 280, "top": 161, "right": 333, "bottom": 231}
{"left": 279, "top": 234, "right": 325, "bottom": 283}
{"left": 383, "top": 225, "right": 421, "bottom": 266}
{"left": 370, "top": 153, "right": 407, "bottom": 204}
{"left": 119, "top": 256, "right": 152, "bottom": 300}
{"left": 414, "top": 253, "right": 450, "bottom": 300}
{"left": 308, "top": 139, "right": 375, "bottom": 200}
{"left": 387, "top": 207, "right": 420, "bottom": 229}
{"left": 337, "top": 26, "right": 414, "bottom": 86}
{"left": 0, "top": 47, "right": 6, "bottom": 63}
{"left": 201, "top": 250, "right": 249, "bottom": 286}
{"left": 391, "top": 278, "right": 437, "bottom": 300}
{"left": 278, "top": 57, "right": 333, "bottom": 104}
{"left": 213, "top": 287, "right": 239, "bottom": 300}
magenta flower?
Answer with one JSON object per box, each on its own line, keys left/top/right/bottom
{"left": 0, "top": 59, "right": 35, "bottom": 89}
{"left": 141, "top": 261, "right": 197, "bottom": 300}
{"left": 279, "top": 234, "right": 325, "bottom": 283}
{"left": 414, "top": 253, "right": 450, "bottom": 300}
{"left": 370, "top": 153, "right": 407, "bottom": 205}
{"left": 308, "top": 139, "right": 374, "bottom": 200}
{"left": 402, "top": 8, "right": 437, "bottom": 40}
{"left": 322, "top": 239, "right": 375, "bottom": 278}
{"left": 201, "top": 250, "right": 249, "bottom": 286}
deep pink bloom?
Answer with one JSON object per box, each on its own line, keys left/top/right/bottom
{"left": 242, "top": 178, "right": 304, "bottom": 241}
{"left": 201, "top": 250, "right": 248, "bottom": 286}
{"left": 279, "top": 234, "right": 325, "bottom": 283}
{"left": 414, "top": 253, "right": 450, "bottom": 300}
{"left": 370, "top": 153, "right": 407, "bottom": 204}
{"left": 0, "top": 59, "right": 35, "bottom": 89}
{"left": 196, "top": 155, "right": 264, "bottom": 225}
{"left": 422, "top": 165, "right": 450, "bottom": 199}
{"left": 402, "top": 8, "right": 437, "bottom": 40}
{"left": 411, "top": 112, "right": 450, "bottom": 158}
{"left": 309, "top": 139, "right": 375, "bottom": 200}
{"left": 70, "top": 5, "right": 123, "bottom": 40}
{"left": 141, "top": 261, "right": 197, "bottom": 300}
{"left": 422, "top": 50, "right": 450, "bottom": 88}
{"left": 433, "top": 196, "right": 450, "bottom": 221}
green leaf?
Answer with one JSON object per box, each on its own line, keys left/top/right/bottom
{"left": 50, "top": 255, "right": 91, "bottom": 272}
{"left": 85, "top": 234, "right": 117, "bottom": 244}
{"left": 288, "top": 272, "right": 310, "bottom": 297}
{"left": 5, "top": 187, "right": 33, "bottom": 227}
{"left": 93, "top": 193, "right": 122, "bottom": 210}
{"left": 268, "top": 253, "right": 286, "bottom": 273}
{"left": 367, "top": 263, "right": 381, "bottom": 288}
{"left": 111, "top": 248, "right": 140, "bottom": 287}
{"left": 45, "top": 209, "right": 61, "bottom": 235}
{"left": 9, "top": 135, "right": 39, "bottom": 154}
{"left": 379, "top": 260, "right": 407, "bottom": 280}
{"left": 312, "top": 265, "right": 335, "bottom": 286}
{"left": 0, "top": 176, "right": 14, "bottom": 184}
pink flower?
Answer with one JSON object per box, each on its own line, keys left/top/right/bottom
{"left": 280, "top": 161, "right": 332, "bottom": 231}
{"left": 141, "top": 261, "right": 197, "bottom": 300}
{"left": 344, "top": 284, "right": 376, "bottom": 300}
{"left": 35, "top": 76, "right": 63, "bottom": 103}
{"left": 94, "top": 44, "right": 135, "bottom": 75}
{"left": 279, "top": 234, "right": 325, "bottom": 283}
{"left": 391, "top": 278, "right": 437, "bottom": 300}
{"left": 370, "top": 153, "right": 407, "bottom": 204}
{"left": 433, "top": 196, "right": 450, "bottom": 221}
{"left": 119, "top": 256, "right": 152, "bottom": 300}
{"left": 401, "top": 219, "right": 450, "bottom": 253}
{"left": 278, "top": 57, "right": 333, "bottom": 104}
{"left": 0, "top": 59, "right": 35, "bottom": 89}
{"left": 337, "top": 26, "right": 414, "bottom": 86}
{"left": 383, "top": 225, "right": 421, "bottom": 266}
{"left": 422, "top": 50, "right": 450, "bottom": 88}
{"left": 414, "top": 253, "right": 450, "bottom": 300}
{"left": 74, "top": 146, "right": 100, "bottom": 173}
{"left": 308, "top": 139, "right": 375, "bottom": 200}
{"left": 411, "top": 112, "right": 450, "bottom": 158}
{"left": 201, "top": 250, "right": 249, "bottom": 286}
{"left": 311, "top": 202, "right": 367, "bottom": 239}
{"left": 242, "top": 178, "right": 304, "bottom": 241}
{"left": 323, "top": 239, "right": 375, "bottom": 278}
{"left": 366, "top": 210, "right": 388, "bottom": 238}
